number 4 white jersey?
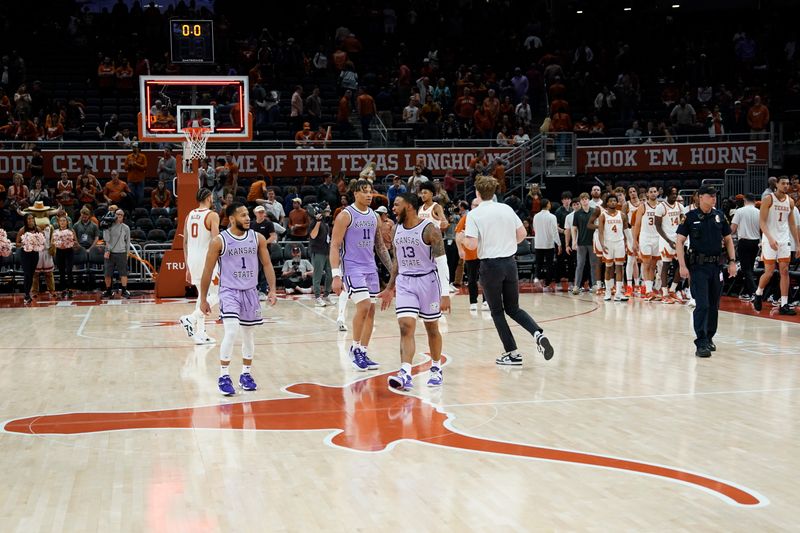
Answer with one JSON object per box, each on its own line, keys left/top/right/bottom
{"left": 186, "top": 208, "right": 214, "bottom": 266}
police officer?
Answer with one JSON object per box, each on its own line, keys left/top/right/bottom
{"left": 676, "top": 185, "right": 737, "bottom": 357}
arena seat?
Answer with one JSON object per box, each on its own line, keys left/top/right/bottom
{"left": 136, "top": 218, "right": 154, "bottom": 232}
{"left": 130, "top": 229, "right": 147, "bottom": 242}
{"left": 132, "top": 207, "right": 149, "bottom": 221}
{"left": 146, "top": 229, "right": 168, "bottom": 242}
{"left": 155, "top": 218, "right": 173, "bottom": 232}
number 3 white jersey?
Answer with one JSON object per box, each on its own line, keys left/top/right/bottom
{"left": 186, "top": 208, "right": 214, "bottom": 280}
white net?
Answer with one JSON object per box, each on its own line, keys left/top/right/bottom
{"left": 182, "top": 127, "right": 211, "bottom": 163}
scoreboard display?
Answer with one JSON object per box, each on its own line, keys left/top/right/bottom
{"left": 169, "top": 20, "right": 215, "bottom": 64}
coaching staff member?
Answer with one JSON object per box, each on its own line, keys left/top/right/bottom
{"left": 460, "top": 175, "right": 554, "bottom": 365}
{"left": 676, "top": 185, "right": 737, "bottom": 358}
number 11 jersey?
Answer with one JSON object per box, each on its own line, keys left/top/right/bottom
{"left": 341, "top": 205, "right": 378, "bottom": 276}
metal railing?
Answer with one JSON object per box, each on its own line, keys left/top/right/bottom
{"left": 543, "top": 132, "right": 576, "bottom": 178}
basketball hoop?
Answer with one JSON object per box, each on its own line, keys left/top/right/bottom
{"left": 182, "top": 126, "right": 211, "bottom": 163}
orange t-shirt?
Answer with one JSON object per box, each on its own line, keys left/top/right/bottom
{"left": 455, "top": 215, "right": 478, "bottom": 261}
{"left": 103, "top": 180, "right": 130, "bottom": 202}
{"left": 247, "top": 180, "right": 266, "bottom": 202}
{"left": 125, "top": 152, "right": 148, "bottom": 183}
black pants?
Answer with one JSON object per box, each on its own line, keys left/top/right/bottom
{"left": 55, "top": 248, "right": 74, "bottom": 291}
{"left": 20, "top": 250, "right": 39, "bottom": 297}
{"left": 535, "top": 248, "right": 555, "bottom": 284}
{"left": 480, "top": 256, "right": 543, "bottom": 353}
{"left": 445, "top": 239, "right": 459, "bottom": 282}
{"left": 737, "top": 238, "right": 759, "bottom": 295}
{"left": 690, "top": 263, "right": 722, "bottom": 348}
{"left": 284, "top": 277, "right": 312, "bottom": 290}
{"left": 465, "top": 258, "right": 483, "bottom": 304}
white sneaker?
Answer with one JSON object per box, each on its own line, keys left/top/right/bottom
{"left": 481, "top": 301, "right": 490, "bottom": 310}
{"left": 337, "top": 319, "right": 348, "bottom": 331}
{"left": 688, "top": 298, "right": 696, "bottom": 308}
{"left": 193, "top": 333, "right": 216, "bottom": 345}
{"left": 285, "top": 288, "right": 295, "bottom": 294}
{"left": 179, "top": 315, "right": 195, "bottom": 338}
{"left": 449, "top": 283, "right": 457, "bottom": 293}
{"left": 469, "top": 303, "right": 478, "bottom": 311}
{"left": 315, "top": 297, "right": 327, "bottom": 307}
{"left": 604, "top": 292, "right": 612, "bottom": 301}
{"left": 324, "top": 295, "right": 334, "bottom": 304}
{"left": 258, "top": 292, "right": 267, "bottom": 302}
{"left": 299, "top": 287, "right": 313, "bottom": 294}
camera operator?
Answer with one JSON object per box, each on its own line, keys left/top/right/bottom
{"left": 281, "top": 245, "right": 314, "bottom": 294}
{"left": 308, "top": 203, "right": 333, "bottom": 306}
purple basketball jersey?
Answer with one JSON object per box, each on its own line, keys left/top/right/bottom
{"left": 394, "top": 219, "right": 435, "bottom": 276}
{"left": 218, "top": 229, "right": 259, "bottom": 290}
{"left": 342, "top": 205, "right": 378, "bottom": 275}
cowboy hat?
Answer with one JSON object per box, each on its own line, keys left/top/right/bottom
{"left": 25, "top": 201, "right": 53, "bottom": 213}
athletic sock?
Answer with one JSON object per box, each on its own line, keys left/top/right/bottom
{"left": 669, "top": 282, "right": 678, "bottom": 292}
{"left": 645, "top": 280, "right": 653, "bottom": 293}
{"left": 616, "top": 281, "right": 623, "bottom": 293}
{"left": 781, "top": 296, "right": 788, "bottom": 306}
{"left": 220, "top": 365, "right": 229, "bottom": 377}
{"left": 755, "top": 287, "right": 764, "bottom": 296}
{"left": 400, "top": 362, "right": 412, "bottom": 374}
{"left": 605, "top": 279, "right": 613, "bottom": 292}
{"left": 242, "top": 365, "right": 251, "bottom": 374}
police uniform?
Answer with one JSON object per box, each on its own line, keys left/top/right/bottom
{"left": 676, "top": 188, "right": 732, "bottom": 356}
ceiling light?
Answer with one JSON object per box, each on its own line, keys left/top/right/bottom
{"left": 576, "top": 9, "right": 583, "bottom": 13}
{"left": 672, "top": 3, "right": 680, "bottom": 7}
{"left": 623, "top": 7, "right": 632, "bottom": 11}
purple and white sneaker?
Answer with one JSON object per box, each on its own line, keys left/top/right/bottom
{"left": 351, "top": 348, "right": 370, "bottom": 371}
{"left": 239, "top": 373, "right": 258, "bottom": 391}
{"left": 362, "top": 352, "right": 380, "bottom": 370}
{"left": 218, "top": 375, "right": 235, "bottom": 396}
{"left": 388, "top": 369, "right": 413, "bottom": 391}
{"left": 427, "top": 366, "right": 443, "bottom": 387}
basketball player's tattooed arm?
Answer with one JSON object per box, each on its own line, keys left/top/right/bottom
{"left": 377, "top": 226, "right": 400, "bottom": 311}
{"left": 374, "top": 214, "right": 393, "bottom": 271}
{"left": 199, "top": 235, "right": 223, "bottom": 314}
{"left": 424, "top": 223, "right": 452, "bottom": 313}
{"left": 632, "top": 203, "right": 644, "bottom": 243}
{"left": 433, "top": 203, "right": 450, "bottom": 230}
{"left": 653, "top": 206, "right": 673, "bottom": 248}
{"left": 329, "top": 209, "right": 350, "bottom": 295}
{"left": 256, "top": 233, "right": 278, "bottom": 305}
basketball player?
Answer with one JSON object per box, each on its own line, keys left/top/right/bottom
{"left": 198, "top": 203, "right": 277, "bottom": 396}
{"left": 180, "top": 188, "right": 221, "bottom": 344}
{"left": 633, "top": 186, "right": 661, "bottom": 300}
{"left": 625, "top": 186, "right": 642, "bottom": 296}
{"left": 330, "top": 179, "right": 393, "bottom": 371}
{"left": 587, "top": 201, "right": 606, "bottom": 294}
{"left": 597, "top": 195, "right": 631, "bottom": 301}
{"left": 753, "top": 176, "right": 800, "bottom": 315}
{"left": 417, "top": 181, "right": 449, "bottom": 230}
{"left": 378, "top": 193, "right": 451, "bottom": 390}
{"left": 654, "top": 186, "right": 686, "bottom": 303}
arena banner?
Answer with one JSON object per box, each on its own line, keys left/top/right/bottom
{"left": 0, "top": 148, "right": 510, "bottom": 180}
{"left": 577, "top": 140, "right": 769, "bottom": 174}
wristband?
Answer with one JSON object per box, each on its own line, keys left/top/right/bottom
{"left": 332, "top": 268, "right": 342, "bottom": 278}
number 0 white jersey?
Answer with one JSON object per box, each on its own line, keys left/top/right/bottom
{"left": 186, "top": 208, "right": 214, "bottom": 268}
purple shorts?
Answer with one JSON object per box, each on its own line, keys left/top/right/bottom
{"left": 344, "top": 270, "right": 380, "bottom": 303}
{"left": 219, "top": 286, "right": 263, "bottom": 326}
{"left": 396, "top": 271, "right": 441, "bottom": 322}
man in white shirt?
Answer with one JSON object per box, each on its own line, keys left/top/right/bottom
{"left": 730, "top": 193, "right": 761, "bottom": 299}
{"left": 459, "top": 175, "right": 555, "bottom": 366}
{"left": 563, "top": 198, "right": 580, "bottom": 290}
{"left": 532, "top": 199, "right": 561, "bottom": 290}
{"left": 262, "top": 188, "right": 286, "bottom": 225}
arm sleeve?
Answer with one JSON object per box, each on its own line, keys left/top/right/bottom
{"left": 676, "top": 215, "right": 691, "bottom": 237}
{"left": 731, "top": 210, "right": 741, "bottom": 225}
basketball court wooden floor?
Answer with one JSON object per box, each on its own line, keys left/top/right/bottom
{"left": 0, "top": 290, "right": 798, "bottom": 531}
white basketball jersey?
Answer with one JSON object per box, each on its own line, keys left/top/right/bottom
{"left": 186, "top": 208, "right": 214, "bottom": 262}
{"left": 767, "top": 193, "right": 792, "bottom": 243}
{"left": 418, "top": 203, "right": 436, "bottom": 221}
{"left": 655, "top": 201, "right": 683, "bottom": 239}
{"left": 627, "top": 200, "right": 640, "bottom": 224}
{"left": 640, "top": 201, "right": 660, "bottom": 240}
{"left": 603, "top": 210, "right": 624, "bottom": 243}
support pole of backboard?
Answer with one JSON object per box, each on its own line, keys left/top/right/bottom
{"left": 155, "top": 155, "right": 200, "bottom": 298}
